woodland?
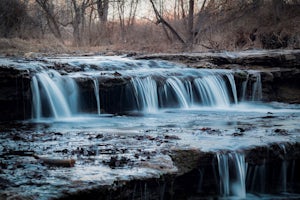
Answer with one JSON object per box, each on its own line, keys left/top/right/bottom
{"left": 0, "top": 0, "right": 300, "bottom": 55}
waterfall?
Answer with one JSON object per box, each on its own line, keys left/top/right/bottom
{"left": 246, "top": 159, "right": 266, "bottom": 193}
{"left": 166, "top": 77, "right": 190, "bottom": 108}
{"left": 128, "top": 71, "right": 238, "bottom": 112}
{"left": 240, "top": 71, "right": 262, "bottom": 101}
{"left": 241, "top": 73, "right": 249, "bottom": 101}
{"left": 29, "top": 59, "right": 253, "bottom": 116}
{"left": 226, "top": 74, "right": 238, "bottom": 104}
{"left": 93, "top": 78, "right": 101, "bottom": 115}
{"left": 31, "top": 70, "right": 79, "bottom": 119}
{"left": 217, "top": 152, "right": 246, "bottom": 198}
{"left": 279, "top": 144, "right": 287, "bottom": 193}
{"left": 31, "top": 76, "right": 41, "bottom": 119}
{"left": 193, "top": 75, "right": 232, "bottom": 107}
{"left": 131, "top": 77, "right": 159, "bottom": 112}
{"left": 251, "top": 72, "right": 262, "bottom": 101}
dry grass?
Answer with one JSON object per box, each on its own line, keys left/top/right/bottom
{"left": 1, "top": 2, "right": 299, "bottom": 56}
{"left": 0, "top": 36, "right": 68, "bottom": 56}
{"left": 195, "top": 2, "right": 300, "bottom": 50}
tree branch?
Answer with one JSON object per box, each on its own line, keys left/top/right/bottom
{"left": 149, "top": 0, "right": 186, "bottom": 45}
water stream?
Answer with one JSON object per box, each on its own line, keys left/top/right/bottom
{"left": 0, "top": 56, "right": 299, "bottom": 199}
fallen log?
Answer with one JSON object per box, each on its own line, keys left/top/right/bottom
{"left": 2, "top": 150, "right": 76, "bottom": 167}
{"left": 33, "top": 154, "right": 76, "bottom": 167}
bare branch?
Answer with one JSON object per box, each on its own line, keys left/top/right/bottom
{"left": 149, "top": 0, "right": 186, "bottom": 44}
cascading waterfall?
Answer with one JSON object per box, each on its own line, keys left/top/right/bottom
{"left": 251, "top": 72, "right": 262, "bottom": 101}
{"left": 165, "top": 77, "right": 190, "bottom": 108}
{"left": 215, "top": 143, "right": 298, "bottom": 198}
{"left": 128, "top": 71, "right": 239, "bottom": 111}
{"left": 279, "top": 143, "right": 287, "bottom": 193}
{"left": 30, "top": 59, "right": 264, "bottom": 117}
{"left": 246, "top": 159, "right": 266, "bottom": 193}
{"left": 31, "top": 76, "right": 41, "bottom": 119}
{"left": 193, "top": 75, "right": 232, "bottom": 107}
{"left": 131, "top": 77, "right": 159, "bottom": 112}
{"left": 216, "top": 152, "right": 246, "bottom": 198}
{"left": 31, "top": 70, "right": 79, "bottom": 119}
{"left": 226, "top": 74, "right": 238, "bottom": 104}
{"left": 241, "top": 74, "right": 249, "bottom": 101}
{"left": 93, "top": 77, "right": 101, "bottom": 115}
{"left": 240, "top": 71, "right": 262, "bottom": 101}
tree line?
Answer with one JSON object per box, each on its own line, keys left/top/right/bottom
{"left": 1, "top": 0, "right": 299, "bottom": 50}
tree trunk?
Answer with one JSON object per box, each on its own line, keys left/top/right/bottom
{"left": 97, "top": 0, "right": 109, "bottom": 24}
{"left": 149, "top": 0, "right": 185, "bottom": 45}
{"left": 72, "top": 0, "right": 82, "bottom": 46}
{"left": 187, "top": 0, "right": 194, "bottom": 46}
{"left": 35, "top": 0, "right": 64, "bottom": 44}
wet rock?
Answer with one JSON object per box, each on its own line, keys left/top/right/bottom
{"left": 274, "top": 128, "right": 289, "bottom": 136}
{"left": 140, "top": 155, "right": 176, "bottom": 173}
{"left": 95, "top": 134, "right": 104, "bottom": 139}
{"left": 0, "top": 66, "right": 32, "bottom": 121}
{"left": 170, "top": 148, "right": 201, "bottom": 175}
{"left": 0, "top": 177, "right": 14, "bottom": 189}
{"left": 164, "top": 135, "right": 180, "bottom": 140}
{"left": 199, "top": 127, "right": 222, "bottom": 135}
{"left": 262, "top": 115, "right": 276, "bottom": 119}
{"left": 105, "top": 156, "right": 132, "bottom": 169}
{"left": 232, "top": 132, "right": 244, "bottom": 137}
{"left": 113, "top": 71, "right": 122, "bottom": 76}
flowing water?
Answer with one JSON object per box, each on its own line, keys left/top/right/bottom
{"left": 0, "top": 56, "right": 300, "bottom": 199}
{"left": 31, "top": 56, "right": 244, "bottom": 119}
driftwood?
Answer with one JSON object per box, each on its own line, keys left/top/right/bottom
{"left": 2, "top": 151, "right": 76, "bottom": 168}
{"left": 33, "top": 154, "right": 76, "bottom": 167}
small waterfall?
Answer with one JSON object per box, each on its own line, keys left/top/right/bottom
{"left": 217, "top": 152, "right": 246, "bottom": 198}
{"left": 131, "top": 77, "right": 159, "bottom": 112}
{"left": 166, "top": 77, "right": 190, "bottom": 108}
{"left": 246, "top": 159, "right": 266, "bottom": 193}
{"left": 31, "top": 70, "right": 79, "bottom": 119}
{"left": 241, "top": 73, "right": 249, "bottom": 101}
{"left": 31, "top": 76, "right": 41, "bottom": 119}
{"left": 240, "top": 71, "right": 262, "bottom": 101}
{"left": 127, "top": 71, "right": 239, "bottom": 111}
{"left": 226, "top": 74, "right": 238, "bottom": 104}
{"left": 29, "top": 59, "right": 254, "bottom": 116}
{"left": 251, "top": 72, "right": 262, "bottom": 101}
{"left": 93, "top": 78, "right": 101, "bottom": 115}
{"left": 193, "top": 75, "right": 232, "bottom": 107}
{"left": 279, "top": 144, "right": 287, "bottom": 193}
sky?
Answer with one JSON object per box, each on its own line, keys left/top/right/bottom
{"left": 108, "top": 0, "right": 205, "bottom": 21}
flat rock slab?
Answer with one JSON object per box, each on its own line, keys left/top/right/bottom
{"left": 135, "top": 49, "right": 300, "bottom": 69}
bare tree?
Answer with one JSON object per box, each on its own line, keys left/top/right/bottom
{"left": 70, "top": 0, "right": 94, "bottom": 46}
{"left": 35, "top": 0, "right": 64, "bottom": 43}
{"left": 127, "top": 0, "right": 139, "bottom": 26}
{"left": 116, "top": 0, "right": 126, "bottom": 41}
{"left": 96, "top": 0, "right": 109, "bottom": 24}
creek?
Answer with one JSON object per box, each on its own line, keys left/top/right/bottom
{"left": 0, "top": 55, "right": 299, "bottom": 199}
